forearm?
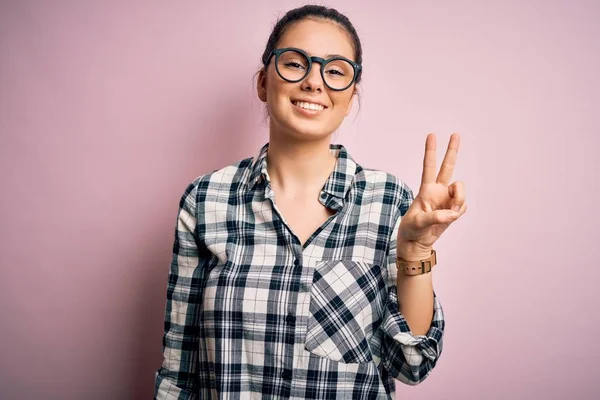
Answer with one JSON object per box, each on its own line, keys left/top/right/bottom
{"left": 396, "top": 247, "right": 435, "bottom": 336}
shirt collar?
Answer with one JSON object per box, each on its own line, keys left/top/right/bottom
{"left": 248, "top": 142, "right": 358, "bottom": 206}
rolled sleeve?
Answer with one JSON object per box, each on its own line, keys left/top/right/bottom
{"left": 155, "top": 179, "right": 205, "bottom": 400}
{"left": 381, "top": 287, "right": 445, "bottom": 384}
{"left": 381, "top": 180, "right": 446, "bottom": 385}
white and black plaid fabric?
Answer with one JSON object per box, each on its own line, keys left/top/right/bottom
{"left": 155, "top": 143, "right": 445, "bottom": 399}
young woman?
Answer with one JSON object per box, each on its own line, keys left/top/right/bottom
{"left": 155, "top": 5, "right": 466, "bottom": 399}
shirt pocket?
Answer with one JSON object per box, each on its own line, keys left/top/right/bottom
{"left": 304, "top": 259, "right": 385, "bottom": 364}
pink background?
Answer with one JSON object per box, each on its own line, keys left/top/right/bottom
{"left": 1, "top": 1, "right": 599, "bottom": 399}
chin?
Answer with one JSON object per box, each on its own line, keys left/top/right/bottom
{"left": 286, "top": 127, "right": 326, "bottom": 139}
{"left": 293, "top": 120, "right": 329, "bottom": 135}
{"left": 270, "top": 108, "right": 335, "bottom": 140}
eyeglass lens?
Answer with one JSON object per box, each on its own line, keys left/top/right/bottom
{"left": 276, "top": 50, "right": 355, "bottom": 90}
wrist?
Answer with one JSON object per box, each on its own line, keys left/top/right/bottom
{"left": 397, "top": 241, "right": 433, "bottom": 261}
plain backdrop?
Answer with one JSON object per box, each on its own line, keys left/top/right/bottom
{"left": 1, "top": 1, "right": 599, "bottom": 399}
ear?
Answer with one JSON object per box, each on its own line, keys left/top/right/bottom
{"left": 257, "top": 68, "right": 267, "bottom": 102}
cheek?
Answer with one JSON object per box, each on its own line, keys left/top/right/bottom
{"left": 266, "top": 83, "right": 290, "bottom": 112}
{"left": 331, "top": 93, "right": 353, "bottom": 113}
{"left": 266, "top": 70, "right": 288, "bottom": 96}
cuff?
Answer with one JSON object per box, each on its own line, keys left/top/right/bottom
{"left": 382, "top": 288, "right": 445, "bottom": 367}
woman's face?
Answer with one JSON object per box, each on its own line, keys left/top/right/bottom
{"left": 257, "top": 18, "right": 357, "bottom": 141}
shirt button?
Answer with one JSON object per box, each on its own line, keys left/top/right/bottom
{"left": 293, "top": 258, "right": 300, "bottom": 266}
{"left": 281, "top": 369, "right": 292, "bottom": 380}
{"left": 286, "top": 314, "right": 296, "bottom": 324}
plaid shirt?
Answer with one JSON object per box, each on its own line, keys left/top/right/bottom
{"left": 155, "top": 143, "right": 445, "bottom": 399}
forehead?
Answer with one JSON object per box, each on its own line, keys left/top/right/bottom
{"left": 277, "top": 19, "right": 355, "bottom": 61}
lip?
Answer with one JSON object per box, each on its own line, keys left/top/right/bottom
{"left": 291, "top": 100, "right": 326, "bottom": 116}
{"left": 291, "top": 99, "right": 329, "bottom": 109}
{"left": 291, "top": 99, "right": 329, "bottom": 108}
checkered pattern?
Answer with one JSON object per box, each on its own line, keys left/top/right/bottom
{"left": 154, "top": 142, "right": 445, "bottom": 399}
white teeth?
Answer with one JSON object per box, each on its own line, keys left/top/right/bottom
{"left": 293, "top": 101, "right": 324, "bottom": 111}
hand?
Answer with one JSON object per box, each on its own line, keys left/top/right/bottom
{"left": 397, "top": 133, "right": 467, "bottom": 259}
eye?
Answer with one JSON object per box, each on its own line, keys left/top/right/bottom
{"left": 283, "top": 60, "right": 307, "bottom": 70}
{"left": 325, "top": 67, "right": 345, "bottom": 77}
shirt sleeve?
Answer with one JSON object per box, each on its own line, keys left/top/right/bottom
{"left": 380, "top": 181, "right": 445, "bottom": 385}
{"left": 155, "top": 180, "right": 206, "bottom": 400}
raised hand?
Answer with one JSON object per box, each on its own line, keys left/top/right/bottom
{"left": 397, "top": 133, "right": 467, "bottom": 258}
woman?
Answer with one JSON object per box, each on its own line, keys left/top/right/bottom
{"left": 155, "top": 5, "right": 466, "bottom": 399}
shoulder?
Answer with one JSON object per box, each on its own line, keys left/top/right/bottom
{"left": 182, "top": 156, "right": 254, "bottom": 197}
{"left": 358, "top": 167, "right": 415, "bottom": 216}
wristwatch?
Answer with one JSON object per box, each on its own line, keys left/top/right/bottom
{"left": 396, "top": 249, "right": 437, "bottom": 275}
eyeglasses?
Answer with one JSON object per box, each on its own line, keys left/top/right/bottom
{"left": 265, "top": 47, "right": 362, "bottom": 92}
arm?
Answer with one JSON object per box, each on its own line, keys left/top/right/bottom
{"left": 396, "top": 250, "right": 435, "bottom": 336}
{"left": 381, "top": 183, "right": 445, "bottom": 385}
{"left": 155, "top": 180, "right": 205, "bottom": 400}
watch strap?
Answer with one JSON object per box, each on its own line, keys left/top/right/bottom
{"left": 395, "top": 249, "right": 437, "bottom": 275}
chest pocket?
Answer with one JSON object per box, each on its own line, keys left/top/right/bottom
{"left": 304, "top": 260, "right": 386, "bottom": 364}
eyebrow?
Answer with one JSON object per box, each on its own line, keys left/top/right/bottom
{"left": 285, "top": 47, "right": 353, "bottom": 61}
{"left": 307, "top": 51, "right": 351, "bottom": 60}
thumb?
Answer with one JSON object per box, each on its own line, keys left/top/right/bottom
{"left": 415, "top": 209, "right": 460, "bottom": 228}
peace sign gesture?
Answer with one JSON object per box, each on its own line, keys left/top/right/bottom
{"left": 397, "top": 133, "right": 467, "bottom": 258}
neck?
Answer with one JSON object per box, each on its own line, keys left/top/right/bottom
{"left": 266, "top": 135, "right": 337, "bottom": 197}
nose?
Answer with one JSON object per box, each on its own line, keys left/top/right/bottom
{"left": 301, "top": 62, "right": 324, "bottom": 92}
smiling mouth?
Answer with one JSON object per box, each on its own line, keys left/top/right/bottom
{"left": 291, "top": 100, "right": 327, "bottom": 112}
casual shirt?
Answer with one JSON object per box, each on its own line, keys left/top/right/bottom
{"left": 155, "top": 142, "right": 445, "bottom": 399}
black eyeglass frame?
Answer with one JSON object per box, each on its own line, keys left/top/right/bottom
{"left": 265, "top": 47, "right": 362, "bottom": 92}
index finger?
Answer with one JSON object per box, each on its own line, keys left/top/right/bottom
{"left": 421, "top": 133, "right": 437, "bottom": 186}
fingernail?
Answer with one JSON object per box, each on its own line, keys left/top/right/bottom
{"left": 452, "top": 205, "right": 460, "bottom": 212}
